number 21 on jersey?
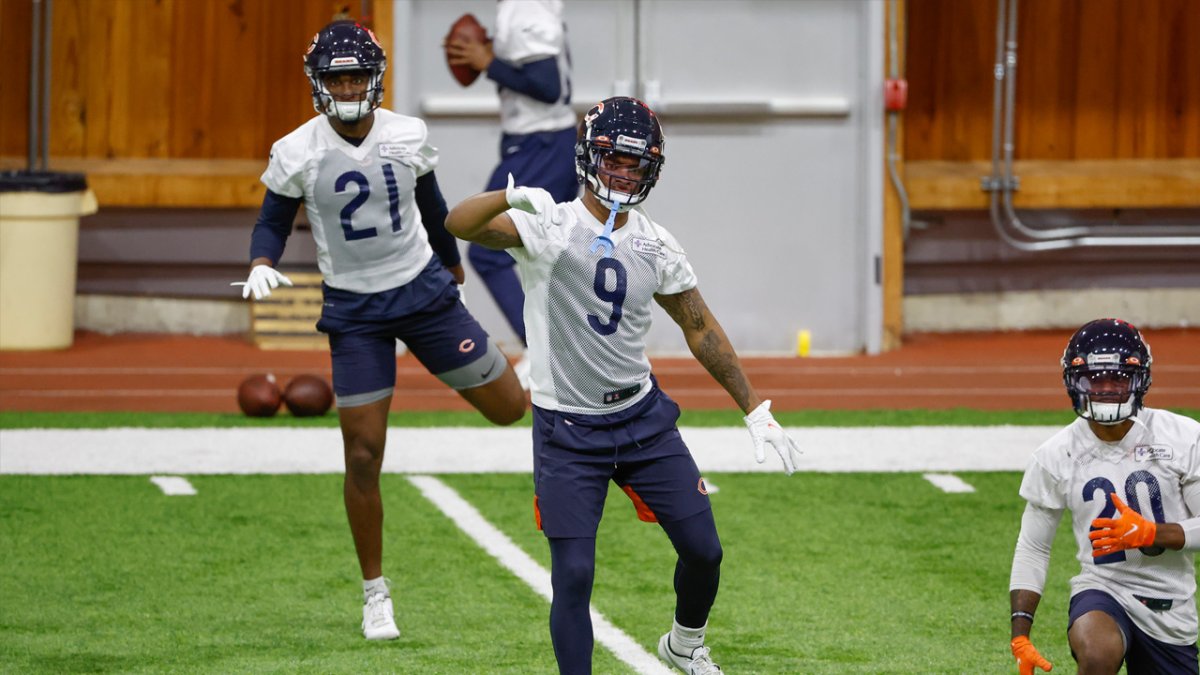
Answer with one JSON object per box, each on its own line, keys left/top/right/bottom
{"left": 334, "top": 164, "right": 404, "bottom": 241}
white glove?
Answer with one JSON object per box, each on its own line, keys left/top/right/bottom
{"left": 506, "top": 173, "right": 563, "bottom": 226}
{"left": 232, "top": 264, "right": 293, "bottom": 300}
{"left": 744, "top": 400, "right": 802, "bottom": 475}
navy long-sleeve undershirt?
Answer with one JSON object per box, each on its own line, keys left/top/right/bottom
{"left": 248, "top": 170, "right": 460, "bottom": 270}
{"left": 248, "top": 190, "right": 300, "bottom": 265}
{"left": 486, "top": 55, "right": 562, "bottom": 104}
{"left": 416, "top": 171, "right": 460, "bottom": 269}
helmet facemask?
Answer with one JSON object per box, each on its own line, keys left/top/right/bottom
{"left": 580, "top": 146, "right": 661, "bottom": 212}
{"left": 1065, "top": 366, "right": 1149, "bottom": 425}
{"left": 308, "top": 68, "right": 385, "bottom": 123}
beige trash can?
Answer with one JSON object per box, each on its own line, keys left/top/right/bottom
{"left": 0, "top": 171, "right": 98, "bottom": 350}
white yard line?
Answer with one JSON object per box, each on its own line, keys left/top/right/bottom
{"left": 4, "top": 364, "right": 1197, "bottom": 376}
{"left": 407, "top": 475, "right": 673, "bottom": 675}
{"left": 9, "top": 386, "right": 1199, "bottom": 400}
{"left": 0, "top": 426, "right": 1061, "bottom": 475}
{"left": 149, "top": 475, "right": 197, "bottom": 495}
{"left": 922, "top": 473, "right": 976, "bottom": 493}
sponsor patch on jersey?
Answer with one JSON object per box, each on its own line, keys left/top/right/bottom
{"left": 1134, "top": 445, "right": 1173, "bottom": 461}
{"left": 630, "top": 237, "right": 666, "bottom": 259}
{"left": 379, "top": 144, "right": 412, "bottom": 158}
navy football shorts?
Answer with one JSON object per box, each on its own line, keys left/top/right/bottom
{"left": 316, "top": 283, "right": 502, "bottom": 408}
{"left": 1069, "top": 589, "right": 1199, "bottom": 674}
{"left": 532, "top": 384, "right": 713, "bottom": 538}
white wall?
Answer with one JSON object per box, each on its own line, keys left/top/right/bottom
{"left": 393, "top": 0, "right": 884, "bottom": 355}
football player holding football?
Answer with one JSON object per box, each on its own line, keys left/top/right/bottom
{"left": 235, "top": 20, "right": 526, "bottom": 641}
{"left": 1009, "top": 319, "right": 1200, "bottom": 674}
{"left": 444, "top": 0, "right": 577, "bottom": 389}
{"left": 446, "top": 96, "right": 803, "bottom": 674}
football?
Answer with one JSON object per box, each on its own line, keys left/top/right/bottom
{"left": 237, "top": 373, "right": 282, "bottom": 417}
{"left": 283, "top": 374, "right": 334, "bottom": 417}
{"left": 445, "top": 13, "right": 488, "bottom": 87}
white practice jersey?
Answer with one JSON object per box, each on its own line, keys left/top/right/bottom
{"left": 508, "top": 200, "right": 697, "bottom": 415}
{"left": 494, "top": 0, "right": 575, "bottom": 135}
{"left": 261, "top": 110, "right": 438, "bottom": 293}
{"left": 1018, "top": 408, "right": 1200, "bottom": 644}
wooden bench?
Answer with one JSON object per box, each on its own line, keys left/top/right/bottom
{"left": 0, "top": 157, "right": 266, "bottom": 208}
{"left": 906, "top": 159, "right": 1200, "bottom": 210}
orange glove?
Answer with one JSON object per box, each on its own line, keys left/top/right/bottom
{"left": 1089, "top": 493, "right": 1157, "bottom": 556}
{"left": 1011, "top": 636, "right": 1052, "bottom": 674}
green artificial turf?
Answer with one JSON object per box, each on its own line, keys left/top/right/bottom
{"left": 2, "top": 470, "right": 1109, "bottom": 673}
{"left": 6, "top": 408, "right": 1196, "bottom": 429}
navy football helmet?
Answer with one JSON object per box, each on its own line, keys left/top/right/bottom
{"left": 575, "top": 97, "right": 665, "bottom": 211}
{"left": 304, "top": 20, "right": 386, "bottom": 123}
{"left": 1061, "top": 318, "right": 1153, "bottom": 425}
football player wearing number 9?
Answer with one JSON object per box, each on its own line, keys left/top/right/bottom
{"left": 1009, "top": 319, "right": 1200, "bottom": 675}
{"left": 236, "top": 20, "right": 525, "bottom": 642}
{"left": 446, "top": 96, "right": 802, "bottom": 674}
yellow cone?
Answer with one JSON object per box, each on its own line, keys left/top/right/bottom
{"left": 796, "top": 329, "right": 811, "bottom": 358}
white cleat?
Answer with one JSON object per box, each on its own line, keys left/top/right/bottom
{"left": 514, "top": 354, "right": 531, "bottom": 391}
{"left": 658, "top": 633, "right": 723, "bottom": 674}
{"left": 362, "top": 592, "right": 400, "bottom": 640}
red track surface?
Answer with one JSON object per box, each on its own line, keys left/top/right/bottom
{"left": 1, "top": 330, "right": 1197, "bottom": 413}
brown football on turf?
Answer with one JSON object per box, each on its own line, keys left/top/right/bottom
{"left": 237, "top": 373, "right": 282, "bottom": 417}
{"left": 445, "top": 13, "right": 488, "bottom": 87}
{"left": 283, "top": 374, "right": 334, "bottom": 417}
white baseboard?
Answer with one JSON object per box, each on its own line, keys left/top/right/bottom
{"left": 75, "top": 295, "right": 249, "bottom": 335}
{"left": 73, "top": 288, "right": 1197, "bottom": 338}
{"left": 904, "top": 288, "right": 1199, "bottom": 332}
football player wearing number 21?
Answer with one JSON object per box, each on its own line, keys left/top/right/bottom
{"left": 1009, "top": 319, "right": 1200, "bottom": 675}
{"left": 447, "top": 96, "right": 803, "bottom": 675}
{"left": 233, "top": 21, "right": 526, "bottom": 641}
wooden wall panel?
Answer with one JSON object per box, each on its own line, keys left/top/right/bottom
{"left": 902, "top": 0, "right": 998, "bottom": 161}
{"left": 0, "top": 0, "right": 34, "bottom": 160}
{"left": 2, "top": 0, "right": 376, "bottom": 161}
{"left": 906, "top": 0, "right": 1200, "bottom": 161}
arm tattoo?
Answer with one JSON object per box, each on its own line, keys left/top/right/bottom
{"left": 474, "top": 229, "right": 522, "bottom": 250}
{"left": 656, "top": 288, "right": 707, "bottom": 331}
{"left": 696, "top": 330, "right": 752, "bottom": 410}
{"left": 659, "top": 288, "right": 753, "bottom": 410}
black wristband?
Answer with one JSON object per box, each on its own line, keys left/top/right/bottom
{"left": 1011, "top": 611, "right": 1035, "bottom": 623}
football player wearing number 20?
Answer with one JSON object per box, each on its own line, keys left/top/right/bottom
{"left": 447, "top": 96, "right": 803, "bottom": 675}
{"left": 235, "top": 21, "right": 526, "bottom": 642}
{"left": 1009, "top": 319, "right": 1200, "bottom": 675}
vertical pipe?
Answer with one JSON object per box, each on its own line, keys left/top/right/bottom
{"left": 41, "top": 0, "right": 54, "bottom": 170}
{"left": 990, "top": 0, "right": 1006, "bottom": 186}
{"left": 632, "top": 0, "right": 641, "bottom": 98}
{"left": 1003, "top": 0, "right": 1019, "bottom": 182}
{"left": 28, "top": 0, "right": 43, "bottom": 171}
